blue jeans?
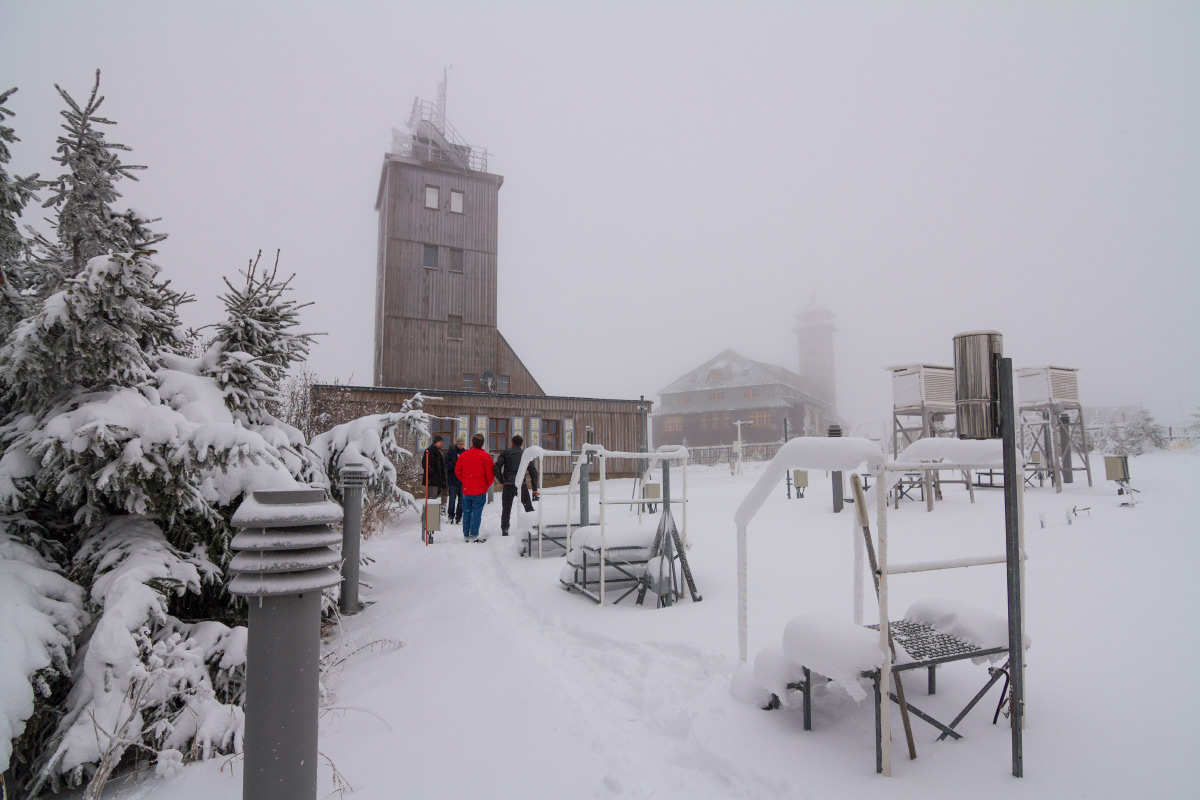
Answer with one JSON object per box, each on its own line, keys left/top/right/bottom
{"left": 462, "top": 493, "right": 486, "bottom": 539}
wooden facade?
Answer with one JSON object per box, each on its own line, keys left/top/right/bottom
{"left": 313, "top": 384, "right": 649, "bottom": 476}
{"left": 373, "top": 153, "right": 543, "bottom": 395}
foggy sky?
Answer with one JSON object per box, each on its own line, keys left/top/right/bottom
{"left": 3, "top": 1, "right": 1198, "bottom": 430}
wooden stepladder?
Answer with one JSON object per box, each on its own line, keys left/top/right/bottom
{"left": 851, "top": 473, "right": 918, "bottom": 762}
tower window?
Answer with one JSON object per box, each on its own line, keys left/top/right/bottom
{"left": 425, "top": 185, "right": 439, "bottom": 209}
{"left": 449, "top": 248, "right": 464, "bottom": 273}
{"left": 447, "top": 315, "right": 462, "bottom": 340}
{"left": 423, "top": 244, "right": 438, "bottom": 269}
{"left": 450, "top": 189, "right": 465, "bottom": 214}
{"left": 462, "top": 373, "right": 477, "bottom": 390}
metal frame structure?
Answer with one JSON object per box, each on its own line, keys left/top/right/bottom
{"left": 734, "top": 414, "right": 1028, "bottom": 777}
{"left": 1017, "top": 366, "right": 1092, "bottom": 491}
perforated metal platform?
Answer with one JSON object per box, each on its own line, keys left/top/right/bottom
{"left": 867, "top": 620, "right": 984, "bottom": 665}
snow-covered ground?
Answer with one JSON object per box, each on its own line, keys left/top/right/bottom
{"left": 94, "top": 449, "right": 1198, "bottom": 799}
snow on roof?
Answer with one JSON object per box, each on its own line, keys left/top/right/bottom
{"left": 735, "top": 437, "right": 885, "bottom": 527}
{"left": 657, "top": 349, "right": 805, "bottom": 397}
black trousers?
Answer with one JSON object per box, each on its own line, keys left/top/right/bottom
{"left": 500, "top": 483, "right": 535, "bottom": 531}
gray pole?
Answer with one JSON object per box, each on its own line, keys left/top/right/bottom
{"left": 999, "top": 359, "right": 1025, "bottom": 778}
{"left": 828, "top": 424, "right": 844, "bottom": 513}
{"left": 229, "top": 489, "right": 344, "bottom": 800}
{"left": 1059, "top": 412, "right": 1074, "bottom": 484}
{"left": 339, "top": 463, "right": 369, "bottom": 615}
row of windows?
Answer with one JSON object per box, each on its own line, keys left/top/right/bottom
{"left": 661, "top": 410, "right": 775, "bottom": 432}
{"left": 673, "top": 387, "right": 762, "bottom": 405}
{"left": 423, "top": 244, "right": 465, "bottom": 272}
{"left": 424, "top": 185, "right": 466, "bottom": 214}
{"left": 426, "top": 415, "right": 571, "bottom": 453}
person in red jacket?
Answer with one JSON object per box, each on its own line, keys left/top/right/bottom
{"left": 454, "top": 433, "right": 494, "bottom": 541}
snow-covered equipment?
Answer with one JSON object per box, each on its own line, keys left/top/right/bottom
{"left": 1104, "top": 455, "right": 1138, "bottom": 506}
{"left": 1017, "top": 366, "right": 1093, "bottom": 491}
{"left": 229, "top": 489, "right": 343, "bottom": 799}
{"left": 339, "top": 462, "right": 370, "bottom": 614}
{"left": 733, "top": 342, "right": 1029, "bottom": 780}
{"left": 554, "top": 444, "right": 698, "bottom": 606}
{"left": 885, "top": 363, "right": 967, "bottom": 510}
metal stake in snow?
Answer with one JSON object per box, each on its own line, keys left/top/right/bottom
{"left": 828, "top": 424, "right": 844, "bottom": 512}
{"left": 339, "top": 463, "right": 370, "bottom": 615}
{"left": 229, "top": 489, "right": 344, "bottom": 800}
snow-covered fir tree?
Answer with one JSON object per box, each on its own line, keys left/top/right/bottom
{"left": 1090, "top": 407, "right": 1167, "bottom": 456}
{"left": 34, "top": 70, "right": 164, "bottom": 299}
{"left": 0, "top": 86, "right": 41, "bottom": 341}
{"left": 0, "top": 75, "right": 432, "bottom": 795}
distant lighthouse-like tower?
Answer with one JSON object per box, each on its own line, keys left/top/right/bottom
{"left": 793, "top": 298, "right": 838, "bottom": 424}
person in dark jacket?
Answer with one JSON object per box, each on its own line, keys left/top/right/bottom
{"left": 495, "top": 435, "right": 538, "bottom": 536}
{"left": 421, "top": 435, "right": 447, "bottom": 502}
{"left": 443, "top": 437, "right": 466, "bottom": 524}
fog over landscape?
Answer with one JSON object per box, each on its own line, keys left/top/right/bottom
{"left": 3, "top": 1, "right": 1197, "bottom": 428}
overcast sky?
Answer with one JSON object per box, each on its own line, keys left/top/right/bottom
{"left": 3, "top": 1, "right": 1198, "bottom": 430}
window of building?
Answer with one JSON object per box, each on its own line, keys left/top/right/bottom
{"left": 663, "top": 417, "right": 683, "bottom": 433}
{"left": 679, "top": 394, "right": 691, "bottom": 404}
{"left": 425, "top": 185, "right": 439, "bottom": 209}
{"left": 709, "top": 369, "right": 725, "bottom": 382}
{"left": 430, "top": 417, "right": 455, "bottom": 443}
{"left": 539, "top": 419, "right": 559, "bottom": 450}
{"left": 450, "top": 189, "right": 465, "bottom": 214}
{"left": 462, "top": 373, "right": 477, "bottom": 391}
{"left": 751, "top": 409, "right": 774, "bottom": 427}
{"left": 708, "top": 390, "right": 723, "bottom": 401}
{"left": 701, "top": 416, "right": 710, "bottom": 431}
{"left": 423, "top": 244, "right": 438, "bottom": 269}
{"left": 744, "top": 387, "right": 760, "bottom": 399}
{"left": 497, "top": 375, "right": 510, "bottom": 394}
{"left": 449, "top": 247, "right": 464, "bottom": 272}
{"left": 488, "top": 417, "right": 509, "bottom": 452}
{"left": 447, "top": 315, "right": 462, "bottom": 340}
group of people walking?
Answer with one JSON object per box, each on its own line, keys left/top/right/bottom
{"left": 421, "top": 433, "right": 539, "bottom": 542}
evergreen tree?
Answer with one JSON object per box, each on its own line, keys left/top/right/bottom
{"left": 204, "top": 250, "right": 319, "bottom": 426}
{"left": 36, "top": 70, "right": 164, "bottom": 297}
{"left": 0, "top": 251, "right": 190, "bottom": 416}
{"left": 0, "top": 87, "right": 41, "bottom": 341}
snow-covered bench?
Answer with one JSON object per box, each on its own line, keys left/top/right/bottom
{"left": 734, "top": 599, "right": 1023, "bottom": 773}
{"left": 558, "top": 523, "right": 658, "bottom": 604}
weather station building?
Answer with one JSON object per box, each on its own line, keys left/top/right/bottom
{"left": 652, "top": 300, "right": 840, "bottom": 448}
{"left": 317, "top": 82, "right": 646, "bottom": 470}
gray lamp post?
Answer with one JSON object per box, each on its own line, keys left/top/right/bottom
{"left": 229, "top": 489, "right": 344, "bottom": 800}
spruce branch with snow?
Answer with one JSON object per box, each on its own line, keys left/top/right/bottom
{"left": 0, "top": 86, "right": 42, "bottom": 342}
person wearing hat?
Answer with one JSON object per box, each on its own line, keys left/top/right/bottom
{"left": 443, "top": 436, "right": 466, "bottom": 525}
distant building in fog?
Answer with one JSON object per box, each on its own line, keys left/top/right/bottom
{"left": 793, "top": 296, "right": 838, "bottom": 420}
{"left": 652, "top": 349, "right": 834, "bottom": 447}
